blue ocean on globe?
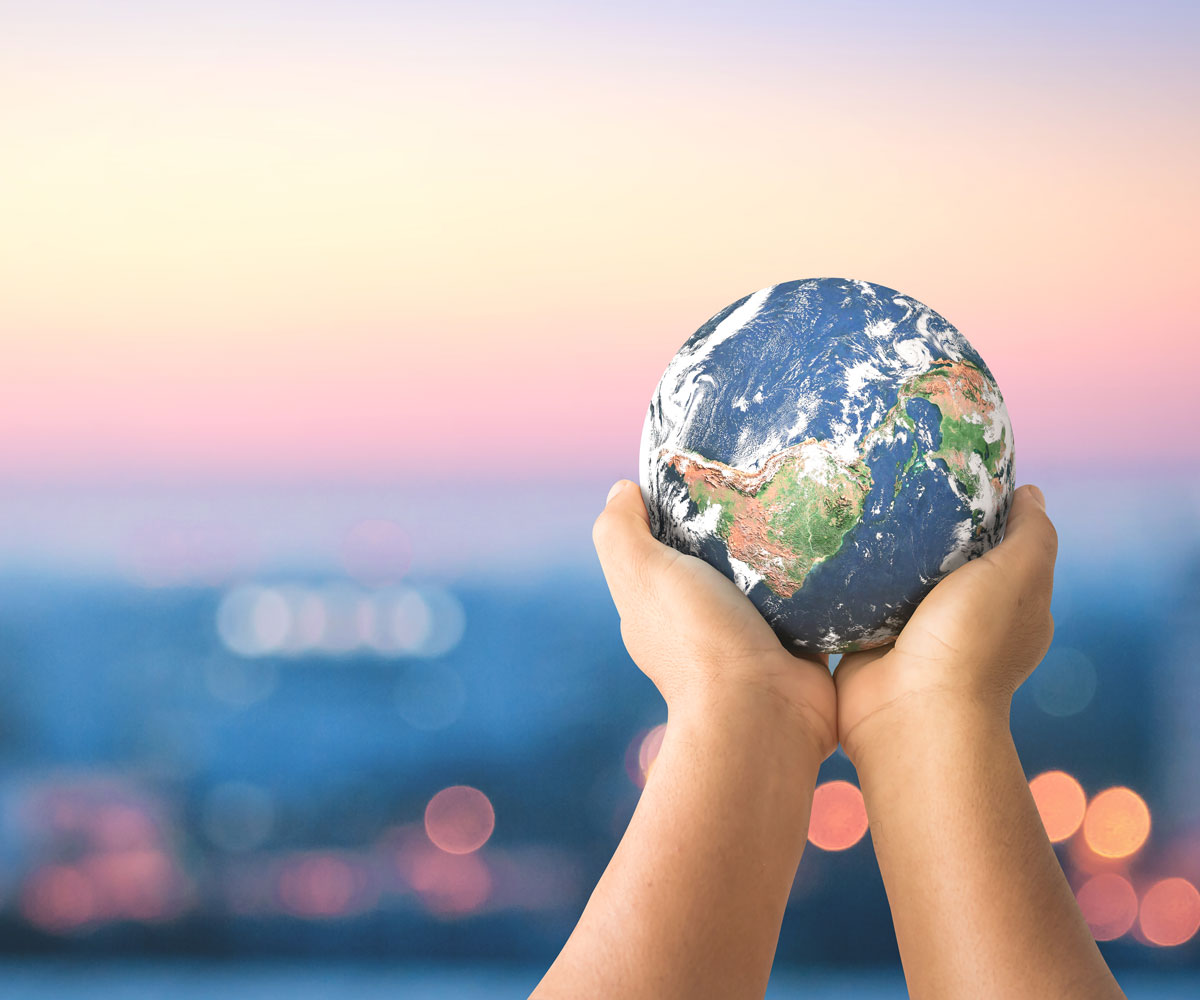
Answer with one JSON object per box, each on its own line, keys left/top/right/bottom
{"left": 639, "top": 277, "right": 1016, "bottom": 653}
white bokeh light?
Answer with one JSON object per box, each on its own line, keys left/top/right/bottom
{"left": 216, "top": 585, "right": 291, "bottom": 657}
{"left": 278, "top": 586, "right": 327, "bottom": 653}
{"left": 388, "top": 588, "right": 434, "bottom": 653}
{"left": 316, "top": 583, "right": 367, "bottom": 655}
{"left": 216, "top": 581, "right": 465, "bottom": 659}
{"left": 414, "top": 586, "right": 466, "bottom": 658}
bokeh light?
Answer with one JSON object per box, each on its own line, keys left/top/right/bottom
{"left": 91, "top": 802, "right": 161, "bottom": 852}
{"left": 1076, "top": 873, "right": 1139, "bottom": 941}
{"left": 407, "top": 587, "right": 467, "bottom": 658}
{"left": 1032, "top": 646, "right": 1098, "bottom": 717}
{"left": 424, "top": 786, "right": 495, "bottom": 855}
{"left": 13, "top": 782, "right": 194, "bottom": 929}
{"left": 637, "top": 724, "right": 667, "bottom": 786}
{"left": 407, "top": 844, "right": 492, "bottom": 917}
{"left": 807, "top": 781, "right": 868, "bottom": 852}
{"left": 381, "top": 587, "right": 435, "bottom": 653}
{"left": 83, "top": 847, "right": 179, "bottom": 922}
{"left": 1029, "top": 770, "right": 1087, "bottom": 843}
{"left": 277, "top": 853, "right": 366, "bottom": 919}
{"left": 315, "top": 583, "right": 366, "bottom": 654}
{"left": 1067, "top": 827, "right": 1128, "bottom": 875}
{"left": 1083, "top": 787, "right": 1152, "bottom": 860}
{"left": 20, "top": 865, "right": 97, "bottom": 933}
{"left": 216, "top": 585, "right": 290, "bottom": 657}
{"left": 279, "top": 586, "right": 328, "bottom": 652}
{"left": 1139, "top": 877, "right": 1200, "bottom": 947}
{"left": 215, "top": 582, "right": 466, "bottom": 659}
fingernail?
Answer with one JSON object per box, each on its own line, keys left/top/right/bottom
{"left": 606, "top": 480, "right": 628, "bottom": 505}
{"left": 1026, "top": 484, "right": 1045, "bottom": 509}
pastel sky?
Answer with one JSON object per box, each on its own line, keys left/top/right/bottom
{"left": 2, "top": 0, "right": 1197, "bottom": 488}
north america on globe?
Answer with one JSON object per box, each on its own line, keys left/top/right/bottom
{"left": 639, "top": 278, "right": 1015, "bottom": 654}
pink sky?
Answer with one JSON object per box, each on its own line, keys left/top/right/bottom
{"left": 2, "top": 2, "right": 1196, "bottom": 486}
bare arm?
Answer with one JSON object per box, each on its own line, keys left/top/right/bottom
{"left": 533, "top": 687, "right": 824, "bottom": 1000}
{"left": 532, "top": 480, "right": 837, "bottom": 1000}
{"left": 836, "top": 485, "right": 1125, "bottom": 1000}
{"left": 851, "top": 693, "right": 1121, "bottom": 999}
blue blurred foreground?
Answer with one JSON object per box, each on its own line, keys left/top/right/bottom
{"left": 0, "top": 475, "right": 1196, "bottom": 986}
{"left": 0, "top": 962, "right": 1197, "bottom": 999}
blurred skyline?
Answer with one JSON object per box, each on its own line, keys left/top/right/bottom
{"left": 1, "top": 473, "right": 1198, "bottom": 581}
{"left": 0, "top": 533, "right": 1197, "bottom": 962}
{"left": 3, "top": 0, "right": 1198, "bottom": 487}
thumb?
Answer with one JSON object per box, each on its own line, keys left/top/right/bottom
{"left": 990, "top": 483, "right": 1058, "bottom": 596}
{"left": 592, "top": 479, "right": 674, "bottom": 618}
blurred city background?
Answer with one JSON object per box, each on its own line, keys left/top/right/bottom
{"left": 2, "top": 0, "right": 1198, "bottom": 996}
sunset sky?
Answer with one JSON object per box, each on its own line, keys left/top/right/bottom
{"left": 2, "top": 1, "right": 1197, "bottom": 497}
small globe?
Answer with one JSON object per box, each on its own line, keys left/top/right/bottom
{"left": 639, "top": 277, "right": 1015, "bottom": 654}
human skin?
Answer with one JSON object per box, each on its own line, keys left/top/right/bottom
{"left": 532, "top": 480, "right": 1125, "bottom": 1000}
{"left": 836, "top": 484, "right": 1125, "bottom": 999}
{"left": 530, "top": 479, "right": 837, "bottom": 1000}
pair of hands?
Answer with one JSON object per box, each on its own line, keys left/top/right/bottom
{"left": 592, "top": 479, "right": 1058, "bottom": 766}
{"left": 558, "top": 478, "right": 1127, "bottom": 1000}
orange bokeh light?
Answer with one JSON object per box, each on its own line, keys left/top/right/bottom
{"left": 1029, "top": 770, "right": 1086, "bottom": 843}
{"left": 1083, "top": 787, "right": 1151, "bottom": 859}
{"left": 1066, "top": 828, "right": 1129, "bottom": 875}
{"left": 424, "top": 785, "right": 495, "bottom": 855}
{"left": 807, "top": 780, "right": 868, "bottom": 852}
{"left": 1076, "top": 873, "right": 1138, "bottom": 941}
{"left": 1139, "top": 877, "right": 1200, "bottom": 947}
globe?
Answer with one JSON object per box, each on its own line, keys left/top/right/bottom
{"left": 639, "top": 277, "right": 1015, "bottom": 654}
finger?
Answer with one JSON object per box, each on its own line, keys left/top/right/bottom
{"left": 991, "top": 483, "right": 1058, "bottom": 583}
{"left": 592, "top": 479, "right": 674, "bottom": 617}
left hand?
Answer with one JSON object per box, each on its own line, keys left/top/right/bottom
{"left": 593, "top": 479, "right": 837, "bottom": 758}
{"left": 834, "top": 483, "right": 1058, "bottom": 767}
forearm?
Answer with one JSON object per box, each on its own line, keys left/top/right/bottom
{"left": 852, "top": 693, "right": 1124, "bottom": 1000}
{"left": 533, "top": 687, "right": 823, "bottom": 1000}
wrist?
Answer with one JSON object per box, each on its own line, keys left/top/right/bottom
{"left": 668, "top": 675, "right": 835, "bottom": 765}
{"left": 842, "top": 686, "right": 1012, "bottom": 774}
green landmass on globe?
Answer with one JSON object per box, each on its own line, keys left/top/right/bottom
{"left": 659, "top": 357, "right": 1006, "bottom": 603}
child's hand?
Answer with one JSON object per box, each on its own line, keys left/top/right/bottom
{"left": 834, "top": 483, "right": 1058, "bottom": 765}
{"left": 593, "top": 479, "right": 837, "bottom": 758}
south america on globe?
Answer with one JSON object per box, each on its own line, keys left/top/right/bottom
{"left": 639, "top": 277, "right": 1015, "bottom": 654}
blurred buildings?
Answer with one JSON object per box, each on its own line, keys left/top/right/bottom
{"left": 0, "top": 476, "right": 1195, "bottom": 966}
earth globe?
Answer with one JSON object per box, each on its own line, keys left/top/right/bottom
{"left": 639, "top": 277, "right": 1015, "bottom": 654}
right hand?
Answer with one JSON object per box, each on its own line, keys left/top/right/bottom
{"left": 834, "top": 483, "right": 1058, "bottom": 765}
{"left": 592, "top": 479, "right": 838, "bottom": 759}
